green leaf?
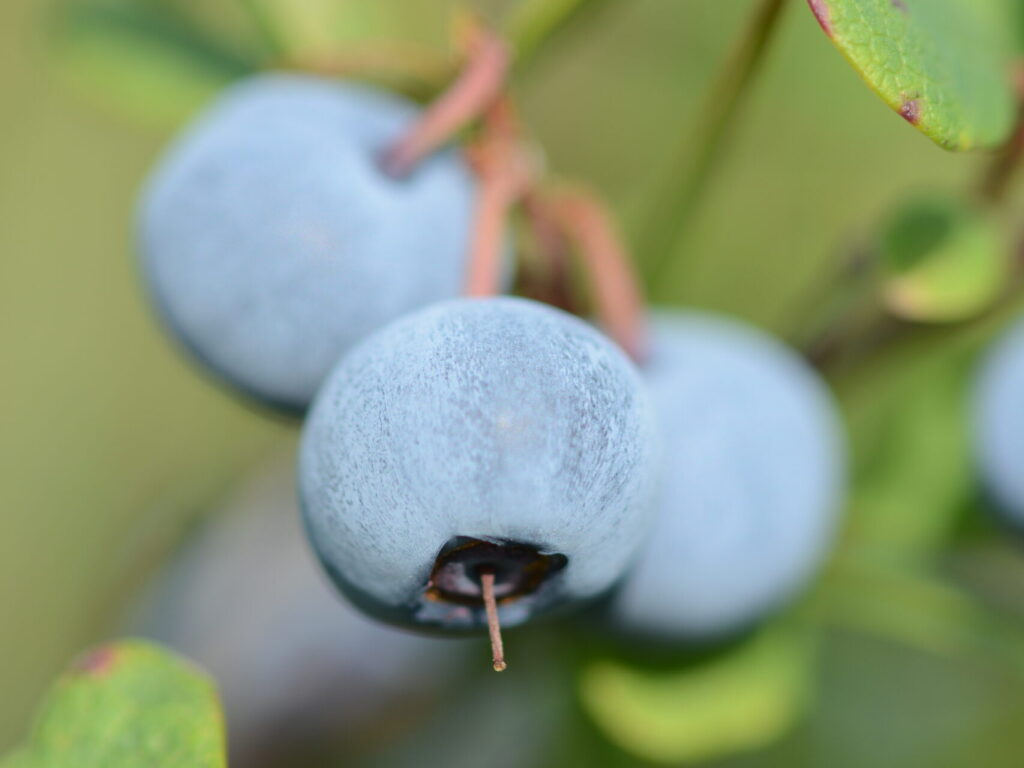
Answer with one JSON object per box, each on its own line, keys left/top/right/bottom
{"left": 806, "top": 0, "right": 1017, "bottom": 150}
{"left": 878, "top": 195, "right": 1006, "bottom": 322}
{"left": 53, "top": 0, "right": 256, "bottom": 124}
{"left": 579, "top": 626, "right": 815, "bottom": 764}
{"left": 7, "top": 640, "right": 226, "bottom": 768}
{"left": 847, "top": 351, "right": 973, "bottom": 558}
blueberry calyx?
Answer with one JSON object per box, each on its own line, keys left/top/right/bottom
{"left": 426, "top": 537, "right": 567, "bottom": 606}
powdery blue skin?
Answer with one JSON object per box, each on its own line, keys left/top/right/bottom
{"left": 139, "top": 73, "right": 477, "bottom": 411}
{"left": 300, "top": 297, "right": 659, "bottom": 632}
{"left": 609, "top": 310, "right": 847, "bottom": 641}
{"left": 132, "top": 456, "right": 467, "bottom": 760}
{"left": 973, "top": 318, "right": 1024, "bottom": 524}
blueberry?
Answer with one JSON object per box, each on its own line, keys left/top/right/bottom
{"left": 132, "top": 456, "right": 467, "bottom": 760}
{"left": 973, "top": 318, "right": 1024, "bottom": 524}
{"left": 299, "top": 296, "right": 659, "bottom": 632}
{"left": 139, "top": 73, "right": 480, "bottom": 411}
{"left": 607, "top": 310, "right": 847, "bottom": 641}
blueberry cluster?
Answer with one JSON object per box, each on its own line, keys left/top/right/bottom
{"left": 140, "top": 73, "right": 850, "bottom": 664}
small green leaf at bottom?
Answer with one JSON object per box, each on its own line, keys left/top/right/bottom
{"left": 2, "top": 640, "right": 226, "bottom": 768}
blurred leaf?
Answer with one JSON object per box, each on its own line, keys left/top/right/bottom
{"left": 5, "top": 640, "right": 225, "bottom": 768}
{"left": 578, "top": 626, "right": 815, "bottom": 764}
{"left": 848, "top": 351, "right": 973, "bottom": 557}
{"left": 805, "top": 0, "right": 1017, "bottom": 150}
{"left": 53, "top": 0, "right": 256, "bottom": 124}
{"left": 878, "top": 195, "right": 1006, "bottom": 323}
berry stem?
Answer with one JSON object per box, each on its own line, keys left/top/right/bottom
{"left": 465, "top": 103, "right": 534, "bottom": 297}
{"left": 382, "top": 20, "right": 510, "bottom": 178}
{"left": 640, "top": 0, "right": 788, "bottom": 293}
{"left": 553, "top": 190, "right": 649, "bottom": 363}
{"left": 480, "top": 571, "right": 507, "bottom": 672}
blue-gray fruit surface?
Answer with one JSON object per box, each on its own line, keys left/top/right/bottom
{"left": 300, "top": 297, "right": 659, "bottom": 632}
{"left": 139, "top": 73, "right": 477, "bottom": 411}
{"left": 609, "top": 310, "right": 847, "bottom": 641}
{"left": 973, "top": 318, "right": 1024, "bottom": 524}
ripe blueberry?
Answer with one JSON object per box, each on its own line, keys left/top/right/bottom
{"left": 607, "top": 310, "right": 847, "bottom": 641}
{"left": 139, "top": 73, "right": 480, "bottom": 411}
{"left": 299, "top": 296, "right": 659, "bottom": 633}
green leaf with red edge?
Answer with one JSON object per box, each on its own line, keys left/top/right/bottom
{"left": 2, "top": 640, "right": 226, "bottom": 768}
{"left": 806, "top": 0, "right": 1017, "bottom": 150}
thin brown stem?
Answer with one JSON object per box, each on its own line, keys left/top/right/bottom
{"left": 553, "top": 190, "right": 649, "bottom": 363}
{"left": 382, "top": 20, "right": 510, "bottom": 177}
{"left": 480, "top": 571, "right": 507, "bottom": 672}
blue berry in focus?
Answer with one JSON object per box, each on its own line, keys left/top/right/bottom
{"left": 608, "top": 310, "right": 847, "bottom": 641}
{"left": 139, "top": 73, "right": 479, "bottom": 411}
{"left": 973, "top": 318, "right": 1024, "bottom": 524}
{"left": 300, "top": 297, "right": 659, "bottom": 632}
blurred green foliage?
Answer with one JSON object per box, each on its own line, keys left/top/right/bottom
{"left": 877, "top": 195, "right": 1006, "bottom": 323}
{"left": 4, "top": 0, "right": 1024, "bottom": 766}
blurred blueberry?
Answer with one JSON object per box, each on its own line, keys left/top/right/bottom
{"left": 608, "top": 310, "right": 847, "bottom": 642}
{"left": 140, "top": 73, "right": 480, "bottom": 412}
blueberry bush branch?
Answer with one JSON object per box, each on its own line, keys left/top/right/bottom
{"left": 641, "top": 0, "right": 789, "bottom": 290}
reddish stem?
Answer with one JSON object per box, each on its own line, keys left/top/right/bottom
{"left": 465, "top": 103, "right": 534, "bottom": 297}
{"left": 551, "top": 191, "right": 649, "bottom": 363}
{"left": 382, "top": 21, "right": 510, "bottom": 177}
